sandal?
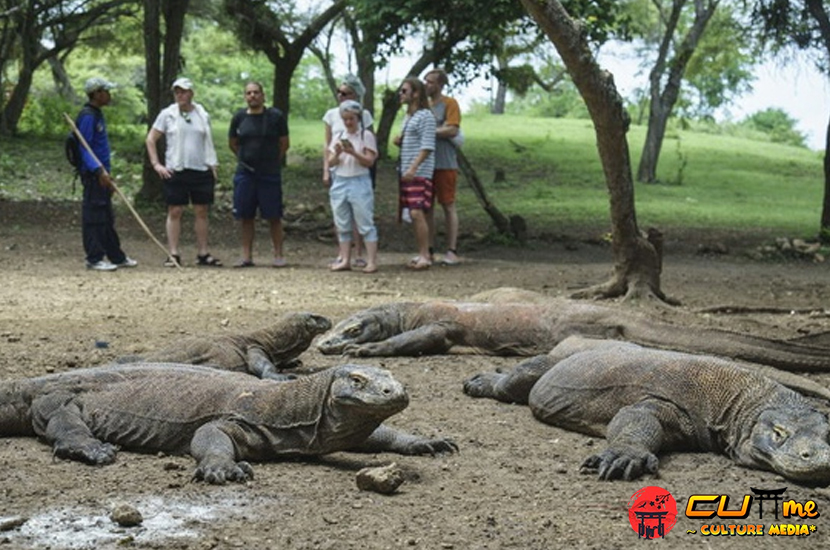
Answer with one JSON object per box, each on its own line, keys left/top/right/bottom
{"left": 272, "top": 258, "right": 288, "bottom": 268}
{"left": 164, "top": 254, "right": 182, "bottom": 268}
{"left": 407, "top": 257, "right": 431, "bottom": 271}
{"left": 330, "top": 260, "right": 351, "bottom": 272}
{"left": 353, "top": 258, "right": 367, "bottom": 268}
{"left": 196, "top": 253, "right": 223, "bottom": 267}
{"left": 233, "top": 259, "right": 255, "bottom": 268}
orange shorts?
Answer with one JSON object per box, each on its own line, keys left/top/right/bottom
{"left": 433, "top": 169, "right": 457, "bottom": 205}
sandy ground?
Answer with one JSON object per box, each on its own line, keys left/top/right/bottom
{"left": 1, "top": 199, "right": 830, "bottom": 549}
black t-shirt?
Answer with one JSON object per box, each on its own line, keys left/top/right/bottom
{"left": 228, "top": 107, "right": 289, "bottom": 175}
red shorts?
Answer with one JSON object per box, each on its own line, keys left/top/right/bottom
{"left": 399, "top": 176, "right": 433, "bottom": 220}
{"left": 433, "top": 169, "right": 457, "bottom": 205}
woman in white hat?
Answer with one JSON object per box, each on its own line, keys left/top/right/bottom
{"left": 145, "top": 77, "right": 221, "bottom": 268}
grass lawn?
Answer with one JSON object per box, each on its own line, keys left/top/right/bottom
{"left": 1, "top": 113, "right": 824, "bottom": 241}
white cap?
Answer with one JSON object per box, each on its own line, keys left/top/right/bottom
{"left": 84, "top": 77, "right": 117, "bottom": 94}
{"left": 172, "top": 77, "right": 193, "bottom": 91}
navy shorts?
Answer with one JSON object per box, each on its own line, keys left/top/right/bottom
{"left": 233, "top": 170, "right": 283, "bottom": 220}
{"left": 164, "top": 169, "right": 215, "bottom": 206}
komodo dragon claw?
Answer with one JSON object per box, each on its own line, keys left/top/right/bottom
{"left": 406, "top": 438, "right": 459, "bottom": 456}
{"left": 580, "top": 447, "right": 659, "bottom": 481}
{"left": 53, "top": 441, "right": 118, "bottom": 466}
{"left": 192, "top": 460, "right": 254, "bottom": 485}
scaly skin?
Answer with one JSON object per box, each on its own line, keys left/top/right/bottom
{"left": 317, "top": 298, "right": 830, "bottom": 372}
{"left": 464, "top": 337, "right": 830, "bottom": 484}
{"left": 0, "top": 363, "right": 457, "bottom": 485}
{"left": 119, "top": 312, "right": 332, "bottom": 379}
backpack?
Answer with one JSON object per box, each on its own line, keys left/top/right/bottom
{"left": 65, "top": 106, "right": 98, "bottom": 192}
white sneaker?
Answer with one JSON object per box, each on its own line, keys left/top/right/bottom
{"left": 86, "top": 260, "right": 118, "bottom": 271}
{"left": 115, "top": 257, "right": 138, "bottom": 268}
{"left": 441, "top": 251, "right": 460, "bottom": 265}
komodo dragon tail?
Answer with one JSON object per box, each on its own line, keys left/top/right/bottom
{"left": 623, "top": 321, "right": 830, "bottom": 373}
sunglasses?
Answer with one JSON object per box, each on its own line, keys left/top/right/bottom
{"left": 337, "top": 89, "right": 353, "bottom": 97}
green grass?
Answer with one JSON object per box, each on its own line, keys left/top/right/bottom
{"left": 1, "top": 113, "right": 824, "bottom": 240}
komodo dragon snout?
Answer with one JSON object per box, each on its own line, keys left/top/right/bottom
{"left": 329, "top": 364, "right": 409, "bottom": 417}
{"left": 744, "top": 408, "right": 830, "bottom": 485}
{"left": 318, "top": 309, "right": 398, "bottom": 355}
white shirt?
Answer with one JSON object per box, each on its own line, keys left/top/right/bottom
{"left": 329, "top": 128, "right": 377, "bottom": 178}
{"left": 151, "top": 102, "right": 217, "bottom": 171}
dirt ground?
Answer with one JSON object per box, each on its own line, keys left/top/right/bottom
{"left": 1, "top": 198, "right": 830, "bottom": 549}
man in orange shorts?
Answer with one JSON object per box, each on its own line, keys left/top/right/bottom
{"left": 424, "top": 68, "right": 462, "bottom": 265}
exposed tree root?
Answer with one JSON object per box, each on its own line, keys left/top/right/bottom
{"left": 694, "top": 305, "right": 829, "bottom": 315}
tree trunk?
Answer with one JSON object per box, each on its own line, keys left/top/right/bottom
{"left": 492, "top": 55, "right": 507, "bottom": 115}
{"left": 635, "top": 0, "right": 718, "bottom": 184}
{"left": 47, "top": 56, "right": 73, "bottom": 100}
{"left": 637, "top": 99, "right": 671, "bottom": 183}
{"left": 821, "top": 112, "right": 830, "bottom": 243}
{"left": 520, "top": 0, "right": 674, "bottom": 303}
{"left": 137, "top": 0, "right": 190, "bottom": 205}
{"left": 805, "top": 0, "right": 830, "bottom": 242}
{"left": 137, "top": 0, "right": 164, "bottom": 205}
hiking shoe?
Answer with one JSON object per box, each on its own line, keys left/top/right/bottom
{"left": 115, "top": 257, "right": 138, "bottom": 268}
{"left": 86, "top": 260, "right": 118, "bottom": 271}
{"left": 441, "top": 251, "right": 460, "bottom": 265}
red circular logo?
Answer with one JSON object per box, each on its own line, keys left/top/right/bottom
{"left": 628, "top": 486, "right": 678, "bottom": 539}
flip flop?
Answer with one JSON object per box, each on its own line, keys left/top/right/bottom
{"left": 272, "top": 258, "right": 288, "bottom": 268}
{"left": 407, "top": 257, "right": 431, "bottom": 271}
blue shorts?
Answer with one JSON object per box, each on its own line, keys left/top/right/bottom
{"left": 233, "top": 170, "right": 283, "bottom": 220}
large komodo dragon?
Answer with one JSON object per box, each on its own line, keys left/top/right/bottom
{"left": 463, "top": 336, "right": 830, "bottom": 484}
{"left": 118, "top": 312, "right": 332, "bottom": 379}
{"left": 0, "top": 363, "right": 457, "bottom": 484}
{"left": 316, "top": 299, "right": 830, "bottom": 372}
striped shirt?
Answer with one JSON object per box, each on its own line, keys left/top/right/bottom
{"left": 400, "top": 109, "right": 436, "bottom": 179}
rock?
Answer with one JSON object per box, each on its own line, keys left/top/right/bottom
{"left": 0, "top": 516, "right": 27, "bottom": 531}
{"left": 110, "top": 503, "right": 143, "bottom": 527}
{"left": 356, "top": 462, "right": 404, "bottom": 494}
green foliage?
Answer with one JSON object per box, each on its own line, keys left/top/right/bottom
{"left": 0, "top": 114, "right": 824, "bottom": 242}
{"left": 510, "top": 80, "right": 590, "bottom": 119}
{"left": 738, "top": 107, "right": 807, "bottom": 148}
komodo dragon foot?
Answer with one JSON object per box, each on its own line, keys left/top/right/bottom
{"left": 399, "top": 437, "right": 459, "bottom": 456}
{"left": 193, "top": 459, "right": 255, "bottom": 485}
{"left": 580, "top": 446, "right": 660, "bottom": 481}
{"left": 53, "top": 440, "right": 117, "bottom": 465}
{"left": 462, "top": 373, "right": 504, "bottom": 398}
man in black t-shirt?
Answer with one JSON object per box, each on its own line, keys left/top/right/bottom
{"left": 228, "top": 81, "right": 290, "bottom": 268}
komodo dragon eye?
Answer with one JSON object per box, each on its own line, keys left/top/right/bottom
{"left": 772, "top": 425, "right": 790, "bottom": 444}
{"left": 349, "top": 373, "right": 368, "bottom": 388}
{"left": 344, "top": 323, "right": 363, "bottom": 337}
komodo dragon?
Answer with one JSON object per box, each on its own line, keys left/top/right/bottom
{"left": 463, "top": 337, "right": 830, "bottom": 484}
{"left": 118, "top": 312, "right": 332, "bottom": 379}
{"left": 316, "top": 299, "right": 830, "bottom": 372}
{"left": 0, "top": 363, "right": 457, "bottom": 484}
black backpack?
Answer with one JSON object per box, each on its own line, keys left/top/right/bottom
{"left": 65, "top": 106, "right": 98, "bottom": 191}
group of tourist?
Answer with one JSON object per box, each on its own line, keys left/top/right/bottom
{"left": 74, "top": 70, "right": 462, "bottom": 273}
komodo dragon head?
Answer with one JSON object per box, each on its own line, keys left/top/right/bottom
{"left": 741, "top": 407, "right": 830, "bottom": 484}
{"left": 328, "top": 364, "right": 409, "bottom": 419}
{"left": 317, "top": 304, "right": 409, "bottom": 355}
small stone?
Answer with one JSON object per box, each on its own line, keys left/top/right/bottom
{"left": 110, "top": 503, "right": 143, "bottom": 527}
{"left": 356, "top": 462, "right": 404, "bottom": 494}
{"left": 0, "top": 516, "right": 27, "bottom": 532}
